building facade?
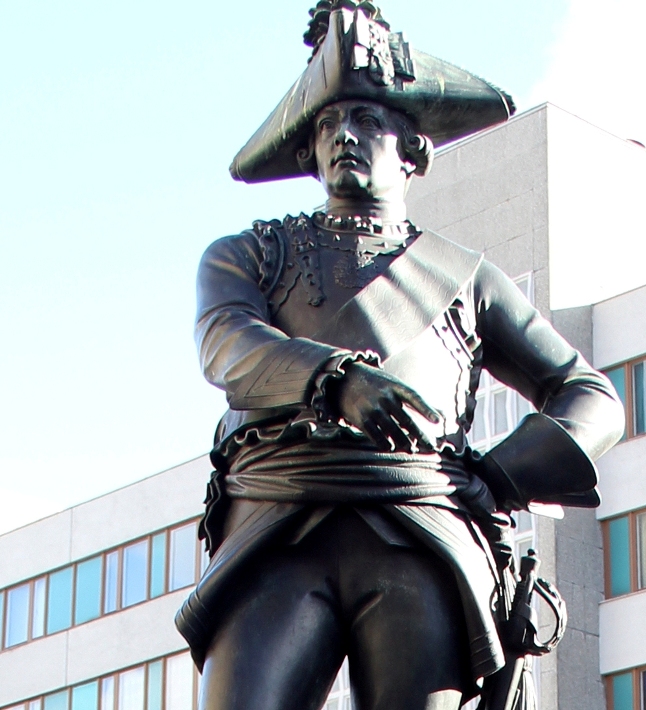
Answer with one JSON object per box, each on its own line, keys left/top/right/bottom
{"left": 1, "top": 103, "right": 644, "bottom": 710}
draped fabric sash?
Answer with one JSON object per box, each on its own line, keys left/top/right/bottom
{"left": 225, "top": 435, "right": 471, "bottom": 504}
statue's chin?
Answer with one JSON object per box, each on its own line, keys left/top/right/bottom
{"left": 327, "top": 171, "right": 372, "bottom": 201}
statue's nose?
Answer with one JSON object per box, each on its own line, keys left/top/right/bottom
{"left": 335, "top": 126, "right": 359, "bottom": 146}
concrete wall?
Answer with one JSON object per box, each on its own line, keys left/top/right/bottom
{"left": 593, "top": 283, "right": 646, "bottom": 370}
{"left": 599, "top": 592, "right": 646, "bottom": 674}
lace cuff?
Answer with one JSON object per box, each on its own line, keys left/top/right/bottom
{"left": 311, "top": 350, "right": 381, "bottom": 422}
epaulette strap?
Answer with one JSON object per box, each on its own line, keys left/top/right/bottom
{"left": 253, "top": 219, "right": 286, "bottom": 303}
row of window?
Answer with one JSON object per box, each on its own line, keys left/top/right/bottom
{"left": 0, "top": 653, "right": 351, "bottom": 710}
{"left": 605, "top": 355, "right": 646, "bottom": 441}
{"left": 603, "top": 508, "right": 646, "bottom": 598}
{"left": 607, "top": 667, "right": 646, "bottom": 710}
{"left": 1, "top": 652, "right": 198, "bottom": 710}
{"left": 0, "top": 519, "right": 205, "bottom": 652}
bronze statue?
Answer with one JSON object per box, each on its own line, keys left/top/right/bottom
{"left": 176, "top": 4, "right": 624, "bottom": 709}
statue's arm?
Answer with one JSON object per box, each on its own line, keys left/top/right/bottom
{"left": 473, "top": 260, "right": 625, "bottom": 509}
{"left": 195, "top": 232, "right": 350, "bottom": 410}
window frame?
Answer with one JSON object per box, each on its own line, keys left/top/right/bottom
{"left": 603, "top": 355, "right": 646, "bottom": 442}
{"left": 605, "top": 665, "right": 646, "bottom": 710}
{"left": 602, "top": 507, "right": 646, "bottom": 599}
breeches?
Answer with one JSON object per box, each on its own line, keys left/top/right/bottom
{"left": 199, "top": 506, "right": 472, "bottom": 710}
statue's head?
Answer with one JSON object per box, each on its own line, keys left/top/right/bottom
{"left": 229, "top": 2, "right": 514, "bottom": 185}
{"left": 296, "top": 99, "right": 433, "bottom": 202}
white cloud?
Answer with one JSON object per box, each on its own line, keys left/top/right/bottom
{"left": 527, "top": 0, "right": 646, "bottom": 143}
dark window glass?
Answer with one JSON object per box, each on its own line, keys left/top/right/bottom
{"left": 608, "top": 516, "right": 631, "bottom": 597}
{"left": 32, "top": 576, "right": 46, "bottom": 638}
{"left": 47, "top": 567, "right": 74, "bottom": 634}
{"left": 612, "top": 672, "right": 634, "bottom": 710}
{"left": 148, "top": 660, "right": 163, "bottom": 710}
{"left": 637, "top": 512, "right": 646, "bottom": 590}
{"left": 75, "top": 556, "right": 102, "bottom": 625}
{"left": 44, "top": 690, "right": 69, "bottom": 710}
{"left": 169, "top": 524, "right": 197, "bottom": 591}
{"left": 5, "top": 583, "right": 30, "bottom": 647}
{"left": 606, "top": 365, "right": 627, "bottom": 410}
{"left": 150, "top": 533, "right": 166, "bottom": 598}
{"left": 634, "top": 361, "right": 646, "bottom": 435}
{"left": 122, "top": 541, "right": 148, "bottom": 608}
{"left": 72, "top": 681, "right": 99, "bottom": 710}
{"left": 104, "top": 551, "right": 118, "bottom": 613}
{"left": 605, "top": 365, "right": 627, "bottom": 441}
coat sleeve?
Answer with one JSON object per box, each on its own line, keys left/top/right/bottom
{"left": 473, "top": 260, "right": 625, "bottom": 509}
{"left": 195, "top": 232, "right": 351, "bottom": 410}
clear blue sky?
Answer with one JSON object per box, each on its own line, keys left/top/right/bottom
{"left": 1, "top": 0, "right": 643, "bottom": 532}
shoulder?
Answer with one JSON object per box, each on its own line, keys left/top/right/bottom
{"left": 473, "top": 258, "right": 532, "bottom": 309}
{"left": 198, "top": 216, "right": 292, "bottom": 291}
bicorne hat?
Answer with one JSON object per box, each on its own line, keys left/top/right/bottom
{"left": 230, "top": 1, "right": 515, "bottom": 183}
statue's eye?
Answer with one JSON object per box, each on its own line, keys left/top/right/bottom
{"left": 359, "top": 115, "right": 380, "bottom": 129}
{"left": 318, "top": 118, "right": 336, "bottom": 132}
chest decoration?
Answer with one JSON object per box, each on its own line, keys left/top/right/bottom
{"left": 256, "top": 212, "right": 420, "bottom": 313}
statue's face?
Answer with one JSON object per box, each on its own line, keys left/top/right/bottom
{"left": 313, "top": 100, "right": 415, "bottom": 202}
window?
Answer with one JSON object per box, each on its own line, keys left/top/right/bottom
{"left": 146, "top": 662, "right": 163, "bottom": 710}
{"left": 603, "top": 508, "right": 646, "bottom": 598}
{"left": 165, "top": 654, "right": 194, "bottom": 710}
{"left": 100, "top": 678, "right": 115, "bottom": 710}
{"left": 118, "top": 667, "right": 145, "bottom": 710}
{"left": 47, "top": 567, "right": 73, "bottom": 634}
{"left": 122, "top": 542, "right": 148, "bottom": 608}
{"left": 150, "top": 534, "right": 166, "bottom": 599}
{"left": 637, "top": 512, "right": 646, "bottom": 589}
{"left": 604, "top": 355, "right": 646, "bottom": 441}
{"left": 104, "top": 551, "right": 119, "bottom": 614}
{"left": 71, "top": 682, "right": 98, "bottom": 710}
{"left": 43, "top": 692, "right": 68, "bottom": 710}
{"left": 605, "top": 666, "right": 646, "bottom": 710}
{"left": 32, "top": 577, "right": 46, "bottom": 639}
{"left": 75, "top": 557, "right": 102, "bottom": 625}
{"left": 5, "top": 583, "right": 30, "bottom": 647}
{"left": 169, "top": 523, "right": 197, "bottom": 592}
{"left": 0, "top": 518, "right": 201, "bottom": 653}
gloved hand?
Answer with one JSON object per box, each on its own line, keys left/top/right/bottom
{"left": 334, "top": 361, "right": 442, "bottom": 452}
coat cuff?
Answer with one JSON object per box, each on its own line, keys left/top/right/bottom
{"left": 311, "top": 350, "right": 381, "bottom": 422}
{"left": 477, "top": 413, "right": 600, "bottom": 510}
{"left": 228, "top": 338, "right": 350, "bottom": 410}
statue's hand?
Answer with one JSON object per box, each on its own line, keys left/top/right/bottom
{"left": 335, "top": 362, "right": 441, "bottom": 451}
